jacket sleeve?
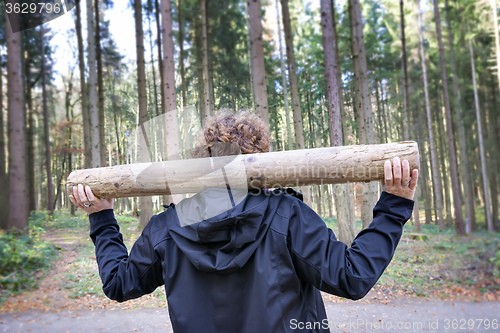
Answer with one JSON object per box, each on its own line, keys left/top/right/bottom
{"left": 287, "top": 191, "right": 414, "bottom": 300}
{"left": 89, "top": 209, "right": 164, "bottom": 302}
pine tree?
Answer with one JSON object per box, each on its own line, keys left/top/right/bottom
{"left": 6, "top": 12, "right": 28, "bottom": 231}
{"left": 433, "top": 0, "right": 465, "bottom": 234}
{"left": 418, "top": 1, "right": 444, "bottom": 228}
{"left": 247, "top": 0, "right": 269, "bottom": 126}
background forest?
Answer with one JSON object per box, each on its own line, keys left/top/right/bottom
{"left": 0, "top": 0, "right": 499, "bottom": 244}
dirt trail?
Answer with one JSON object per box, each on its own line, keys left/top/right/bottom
{"left": 1, "top": 300, "right": 499, "bottom": 332}
{"left": 1, "top": 229, "right": 499, "bottom": 332}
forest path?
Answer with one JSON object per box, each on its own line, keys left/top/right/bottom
{"left": 1, "top": 229, "right": 499, "bottom": 332}
{"left": 1, "top": 300, "right": 499, "bottom": 332}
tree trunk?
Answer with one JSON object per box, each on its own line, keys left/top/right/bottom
{"left": 147, "top": 9, "right": 160, "bottom": 118}
{"left": 418, "top": 4, "right": 444, "bottom": 228}
{"left": 135, "top": 0, "right": 153, "bottom": 227}
{"left": 400, "top": 0, "right": 410, "bottom": 141}
{"left": 24, "top": 40, "right": 36, "bottom": 213}
{"left": 435, "top": 99, "right": 452, "bottom": 227}
{"left": 194, "top": 17, "right": 206, "bottom": 119}
{"left": 245, "top": 2, "right": 255, "bottom": 111}
{"left": 7, "top": 13, "right": 29, "bottom": 231}
{"left": 161, "top": 0, "right": 182, "bottom": 206}
{"left": 485, "top": 91, "right": 499, "bottom": 231}
{"left": 87, "top": 0, "right": 100, "bottom": 168}
{"left": 177, "top": 0, "right": 187, "bottom": 108}
{"left": 76, "top": 0, "right": 91, "bottom": 168}
{"left": 177, "top": 0, "right": 191, "bottom": 151}
{"left": 374, "top": 80, "right": 384, "bottom": 143}
{"left": 349, "top": 0, "right": 365, "bottom": 146}
{"left": 95, "top": 0, "right": 106, "bottom": 166}
{"left": 65, "top": 74, "right": 76, "bottom": 215}
{"left": 491, "top": 73, "right": 500, "bottom": 198}
{"left": 444, "top": 0, "right": 475, "bottom": 232}
{"left": 161, "top": 0, "right": 180, "bottom": 155}
{"left": 247, "top": 0, "right": 269, "bottom": 126}
{"left": 349, "top": 0, "right": 377, "bottom": 229}
{"left": 468, "top": 23, "right": 493, "bottom": 232}
{"left": 321, "top": 0, "right": 357, "bottom": 245}
{"left": 276, "top": 0, "right": 293, "bottom": 150}
{"left": 433, "top": 0, "right": 464, "bottom": 234}
{"left": 201, "top": 0, "right": 211, "bottom": 117}
{"left": 420, "top": 126, "right": 433, "bottom": 225}
{"left": 400, "top": 0, "right": 420, "bottom": 230}
{"left": 41, "top": 26, "right": 54, "bottom": 215}
{"left": 67, "top": 142, "right": 421, "bottom": 199}
{"left": 491, "top": 0, "right": 500, "bottom": 93}
{"left": 0, "top": 55, "right": 7, "bottom": 229}
{"left": 281, "top": 0, "right": 305, "bottom": 150}
{"left": 154, "top": 0, "right": 165, "bottom": 114}
{"left": 331, "top": 1, "right": 351, "bottom": 146}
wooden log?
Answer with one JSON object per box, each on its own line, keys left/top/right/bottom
{"left": 66, "top": 141, "right": 420, "bottom": 199}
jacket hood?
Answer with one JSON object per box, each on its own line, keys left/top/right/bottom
{"left": 166, "top": 188, "right": 280, "bottom": 275}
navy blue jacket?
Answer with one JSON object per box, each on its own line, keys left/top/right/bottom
{"left": 89, "top": 190, "right": 413, "bottom": 333}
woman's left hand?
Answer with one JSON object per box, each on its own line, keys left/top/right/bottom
{"left": 382, "top": 157, "right": 419, "bottom": 200}
{"left": 69, "top": 184, "right": 113, "bottom": 214}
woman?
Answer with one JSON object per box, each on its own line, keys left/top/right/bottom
{"left": 70, "top": 112, "right": 418, "bottom": 333}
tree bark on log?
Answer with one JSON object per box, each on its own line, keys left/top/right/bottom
{"left": 67, "top": 142, "right": 420, "bottom": 199}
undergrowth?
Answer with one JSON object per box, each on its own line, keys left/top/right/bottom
{"left": 0, "top": 222, "right": 57, "bottom": 302}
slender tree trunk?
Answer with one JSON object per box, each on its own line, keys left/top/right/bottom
{"left": 444, "top": 0, "right": 474, "bottom": 232}
{"left": 418, "top": 3, "right": 444, "bottom": 228}
{"left": 331, "top": 2, "right": 350, "bottom": 145}
{"left": 321, "top": 0, "right": 356, "bottom": 246}
{"left": 7, "top": 13, "right": 29, "bottom": 231}
{"left": 161, "top": 0, "right": 182, "bottom": 206}
{"left": 154, "top": 0, "right": 165, "bottom": 114}
{"left": 490, "top": 74, "right": 500, "bottom": 226}
{"left": 332, "top": 0, "right": 356, "bottom": 237}
{"left": 349, "top": 0, "right": 365, "bottom": 146}
{"left": 95, "top": 0, "right": 106, "bottom": 166}
{"left": 414, "top": 105, "right": 432, "bottom": 224}
{"left": 492, "top": 73, "right": 500, "bottom": 192}
{"left": 435, "top": 99, "right": 452, "bottom": 227}
{"left": 41, "top": 26, "right": 54, "bottom": 215}
{"left": 433, "top": 0, "right": 464, "bottom": 234}
{"left": 245, "top": 3, "right": 255, "bottom": 111}
{"left": 281, "top": 0, "right": 305, "bottom": 150}
{"left": 248, "top": 0, "right": 269, "bottom": 126}
{"left": 134, "top": 0, "right": 153, "bottom": 227}
{"left": 76, "top": 0, "right": 91, "bottom": 168}
{"left": 400, "top": 0, "right": 410, "bottom": 141}
{"left": 468, "top": 23, "right": 493, "bottom": 233}
{"left": 349, "top": 0, "right": 377, "bottom": 229}
{"left": 24, "top": 43, "right": 36, "bottom": 213}
{"left": 485, "top": 94, "right": 499, "bottom": 231}
{"left": 276, "top": 0, "right": 293, "bottom": 150}
{"left": 0, "top": 55, "right": 8, "bottom": 229}
{"left": 399, "top": 0, "right": 421, "bottom": 228}
{"left": 201, "top": 0, "right": 211, "bottom": 117}
{"left": 87, "top": 0, "right": 100, "bottom": 168}
{"left": 177, "top": 0, "right": 187, "bottom": 108}
{"left": 491, "top": 0, "right": 500, "bottom": 93}
{"left": 65, "top": 75, "right": 75, "bottom": 215}
{"left": 147, "top": 11, "right": 160, "bottom": 117}
{"left": 177, "top": 0, "right": 191, "bottom": 151}
{"left": 374, "top": 80, "right": 384, "bottom": 143}
{"left": 381, "top": 83, "right": 390, "bottom": 141}
{"left": 194, "top": 18, "right": 206, "bottom": 120}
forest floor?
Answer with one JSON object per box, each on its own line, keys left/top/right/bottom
{"left": 1, "top": 213, "right": 500, "bottom": 332}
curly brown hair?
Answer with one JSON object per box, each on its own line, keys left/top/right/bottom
{"left": 190, "top": 110, "right": 270, "bottom": 158}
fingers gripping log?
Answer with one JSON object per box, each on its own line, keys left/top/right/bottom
{"left": 66, "top": 141, "right": 420, "bottom": 199}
